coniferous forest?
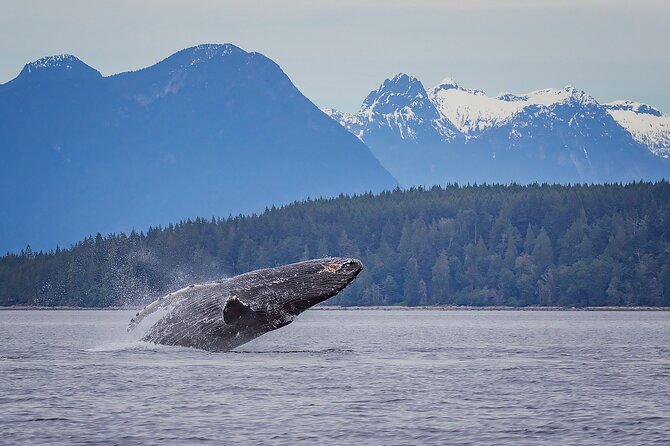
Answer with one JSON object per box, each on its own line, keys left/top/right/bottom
{"left": 2, "top": 182, "right": 670, "bottom": 308}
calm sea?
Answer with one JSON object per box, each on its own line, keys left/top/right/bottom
{"left": 1, "top": 309, "right": 668, "bottom": 445}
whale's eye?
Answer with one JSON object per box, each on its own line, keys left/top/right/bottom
{"left": 319, "top": 261, "right": 345, "bottom": 274}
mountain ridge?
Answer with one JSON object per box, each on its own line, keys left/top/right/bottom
{"left": 0, "top": 44, "right": 397, "bottom": 253}
{"left": 326, "top": 74, "right": 668, "bottom": 186}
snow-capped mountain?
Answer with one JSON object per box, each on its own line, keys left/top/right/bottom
{"left": 429, "top": 78, "right": 524, "bottom": 137}
{"left": 604, "top": 101, "right": 670, "bottom": 159}
{"left": 0, "top": 44, "right": 397, "bottom": 253}
{"left": 325, "top": 74, "right": 462, "bottom": 185}
{"left": 325, "top": 74, "right": 459, "bottom": 143}
{"left": 13, "top": 54, "right": 103, "bottom": 82}
{"left": 328, "top": 74, "right": 668, "bottom": 186}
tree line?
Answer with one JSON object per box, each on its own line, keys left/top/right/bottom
{"left": 2, "top": 182, "right": 669, "bottom": 307}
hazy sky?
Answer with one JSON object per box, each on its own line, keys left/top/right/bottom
{"left": 1, "top": 0, "right": 668, "bottom": 113}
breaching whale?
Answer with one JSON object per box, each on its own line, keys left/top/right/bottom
{"left": 128, "top": 257, "right": 362, "bottom": 352}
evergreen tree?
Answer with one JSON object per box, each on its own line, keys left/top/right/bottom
{"left": 532, "top": 228, "right": 554, "bottom": 273}
{"left": 403, "top": 257, "right": 420, "bottom": 306}
{"left": 523, "top": 224, "right": 536, "bottom": 254}
{"left": 382, "top": 275, "right": 400, "bottom": 304}
{"left": 431, "top": 251, "right": 451, "bottom": 304}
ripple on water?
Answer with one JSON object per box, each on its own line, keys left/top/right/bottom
{"left": 0, "top": 309, "right": 668, "bottom": 445}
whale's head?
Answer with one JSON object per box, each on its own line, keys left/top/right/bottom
{"left": 225, "top": 257, "right": 363, "bottom": 326}
{"left": 280, "top": 257, "right": 363, "bottom": 316}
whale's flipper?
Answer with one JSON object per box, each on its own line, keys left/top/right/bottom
{"left": 127, "top": 280, "right": 226, "bottom": 332}
{"left": 223, "top": 297, "right": 260, "bottom": 324}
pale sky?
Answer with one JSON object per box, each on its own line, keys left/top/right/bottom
{"left": 1, "top": 0, "right": 668, "bottom": 113}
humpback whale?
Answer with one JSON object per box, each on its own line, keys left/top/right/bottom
{"left": 128, "top": 257, "right": 362, "bottom": 352}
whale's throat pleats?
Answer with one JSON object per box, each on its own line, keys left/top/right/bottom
{"left": 127, "top": 281, "right": 225, "bottom": 332}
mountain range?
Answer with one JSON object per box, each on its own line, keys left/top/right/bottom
{"left": 325, "top": 74, "right": 669, "bottom": 186}
{"left": 2, "top": 46, "right": 669, "bottom": 254}
{"left": 0, "top": 44, "right": 397, "bottom": 253}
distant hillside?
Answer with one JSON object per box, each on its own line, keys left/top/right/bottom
{"left": 2, "top": 182, "right": 669, "bottom": 308}
{"left": 326, "top": 74, "right": 669, "bottom": 186}
{"left": 0, "top": 44, "right": 397, "bottom": 253}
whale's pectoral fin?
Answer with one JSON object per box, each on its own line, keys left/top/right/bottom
{"left": 223, "top": 297, "right": 265, "bottom": 325}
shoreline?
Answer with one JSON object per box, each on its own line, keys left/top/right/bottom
{"left": 1, "top": 305, "right": 669, "bottom": 311}
{"left": 316, "top": 305, "right": 670, "bottom": 311}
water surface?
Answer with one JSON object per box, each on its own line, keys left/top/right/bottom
{"left": 1, "top": 309, "right": 668, "bottom": 445}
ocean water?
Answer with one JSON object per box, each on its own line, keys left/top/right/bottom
{"left": 0, "top": 309, "right": 668, "bottom": 445}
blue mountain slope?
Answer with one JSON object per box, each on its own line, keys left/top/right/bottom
{"left": 0, "top": 44, "right": 397, "bottom": 253}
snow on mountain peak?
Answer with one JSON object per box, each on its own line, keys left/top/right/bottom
{"left": 366, "top": 74, "right": 425, "bottom": 100}
{"left": 139, "top": 44, "right": 250, "bottom": 78}
{"left": 432, "top": 77, "right": 487, "bottom": 97}
{"left": 434, "top": 77, "right": 460, "bottom": 91}
{"left": 361, "top": 73, "right": 433, "bottom": 114}
{"left": 26, "top": 54, "right": 82, "bottom": 71}
{"left": 426, "top": 84, "right": 602, "bottom": 137}
{"left": 428, "top": 80, "right": 526, "bottom": 137}
{"left": 495, "top": 86, "right": 595, "bottom": 107}
{"left": 525, "top": 85, "right": 597, "bottom": 107}
{"left": 604, "top": 100, "right": 670, "bottom": 158}
{"left": 390, "top": 73, "right": 414, "bottom": 82}
{"left": 15, "top": 54, "right": 101, "bottom": 82}
{"left": 605, "top": 100, "right": 662, "bottom": 117}
{"left": 183, "top": 44, "right": 244, "bottom": 66}
{"left": 331, "top": 73, "right": 459, "bottom": 143}
{"left": 496, "top": 92, "right": 529, "bottom": 102}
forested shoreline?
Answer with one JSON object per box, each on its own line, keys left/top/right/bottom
{"left": 2, "top": 182, "right": 669, "bottom": 308}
